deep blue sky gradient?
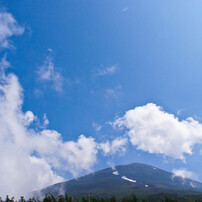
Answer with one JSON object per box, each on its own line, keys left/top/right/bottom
{"left": 2, "top": 0, "right": 202, "bottom": 180}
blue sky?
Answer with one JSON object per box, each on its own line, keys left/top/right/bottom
{"left": 1, "top": 0, "right": 202, "bottom": 198}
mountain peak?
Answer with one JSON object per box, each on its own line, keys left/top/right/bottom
{"left": 38, "top": 163, "right": 202, "bottom": 199}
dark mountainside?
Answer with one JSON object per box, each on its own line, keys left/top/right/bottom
{"left": 37, "top": 163, "right": 202, "bottom": 200}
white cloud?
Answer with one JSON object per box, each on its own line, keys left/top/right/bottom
{"left": 172, "top": 169, "right": 194, "bottom": 179}
{"left": 0, "top": 11, "right": 24, "bottom": 48}
{"left": 0, "top": 69, "right": 98, "bottom": 198}
{"left": 23, "top": 111, "right": 36, "bottom": 126}
{"left": 113, "top": 103, "right": 202, "bottom": 160}
{"left": 61, "top": 135, "right": 97, "bottom": 176}
{"left": 96, "top": 65, "right": 117, "bottom": 76}
{"left": 37, "top": 54, "right": 63, "bottom": 92}
{"left": 99, "top": 137, "right": 128, "bottom": 155}
{"left": 32, "top": 131, "right": 98, "bottom": 177}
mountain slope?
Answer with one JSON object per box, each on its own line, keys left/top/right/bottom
{"left": 38, "top": 163, "right": 202, "bottom": 199}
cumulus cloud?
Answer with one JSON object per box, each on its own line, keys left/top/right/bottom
{"left": 0, "top": 67, "right": 98, "bottom": 198}
{"left": 99, "top": 137, "right": 128, "bottom": 155}
{"left": 96, "top": 65, "right": 117, "bottom": 76}
{"left": 113, "top": 103, "right": 202, "bottom": 160}
{"left": 32, "top": 132, "right": 98, "bottom": 177}
{"left": 0, "top": 11, "right": 24, "bottom": 48}
{"left": 172, "top": 169, "right": 194, "bottom": 179}
{"left": 37, "top": 54, "right": 63, "bottom": 92}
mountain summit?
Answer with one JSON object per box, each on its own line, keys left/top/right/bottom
{"left": 38, "top": 163, "right": 202, "bottom": 199}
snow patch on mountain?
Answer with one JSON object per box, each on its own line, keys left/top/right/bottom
{"left": 121, "top": 176, "right": 136, "bottom": 183}
{"left": 112, "top": 171, "right": 119, "bottom": 176}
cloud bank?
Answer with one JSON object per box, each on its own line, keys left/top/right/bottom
{"left": 113, "top": 103, "right": 202, "bottom": 160}
{"left": 0, "top": 66, "right": 100, "bottom": 198}
{"left": 0, "top": 61, "right": 125, "bottom": 198}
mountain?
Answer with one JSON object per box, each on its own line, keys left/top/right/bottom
{"left": 37, "top": 163, "right": 202, "bottom": 200}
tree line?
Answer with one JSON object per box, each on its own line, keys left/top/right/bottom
{"left": 1, "top": 194, "right": 202, "bottom": 202}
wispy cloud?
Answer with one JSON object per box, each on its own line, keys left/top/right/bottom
{"left": 105, "top": 85, "right": 122, "bottom": 99}
{"left": 37, "top": 52, "right": 63, "bottom": 92}
{"left": 92, "top": 122, "right": 102, "bottom": 132}
{"left": 42, "top": 113, "right": 49, "bottom": 128}
{"left": 0, "top": 11, "right": 24, "bottom": 49}
{"left": 96, "top": 65, "right": 117, "bottom": 76}
{"left": 0, "top": 55, "right": 10, "bottom": 71}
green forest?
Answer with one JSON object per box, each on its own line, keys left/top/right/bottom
{"left": 1, "top": 194, "right": 202, "bottom": 202}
